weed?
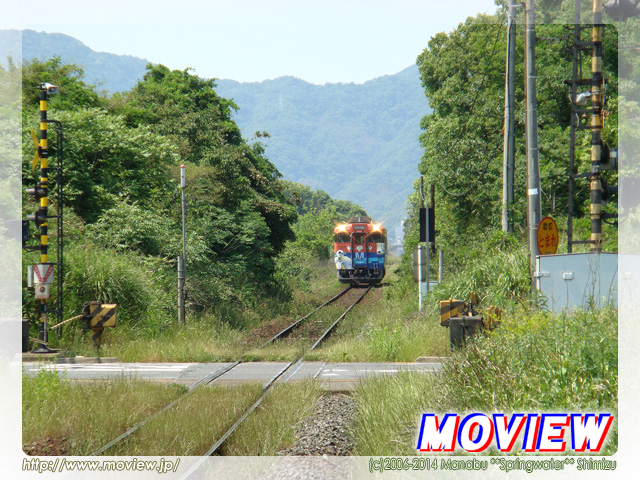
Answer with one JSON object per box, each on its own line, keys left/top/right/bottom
{"left": 22, "top": 362, "right": 66, "bottom": 404}
{"left": 353, "top": 306, "right": 618, "bottom": 456}
{"left": 368, "top": 323, "right": 403, "bottom": 361}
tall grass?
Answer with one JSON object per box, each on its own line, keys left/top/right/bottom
{"left": 223, "top": 381, "right": 323, "bottom": 455}
{"left": 308, "top": 310, "right": 449, "bottom": 362}
{"left": 23, "top": 367, "right": 185, "bottom": 455}
{"left": 427, "top": 236, "right": 531, "bottom": 312}
{"left": 353, "top": 306, "right": 618, "bottom": 456}
{"left": 60, "top": 313, "right": 248, "bottom": 362}
{"left": 62, "top": 242, "right": 175, "bottom": 326}
{"left": 108, "top": 383, "right": 264, "bottom": 456}
{"left": 438, "top": 307, "right": 617, "bottom": 412}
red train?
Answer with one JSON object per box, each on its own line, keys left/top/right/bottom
{"left": 333, "top": 216, "right": 387, "bottom": 284}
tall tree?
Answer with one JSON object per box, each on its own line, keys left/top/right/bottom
{"left": 414, "top": 6, "right": 618, "bottom": 258}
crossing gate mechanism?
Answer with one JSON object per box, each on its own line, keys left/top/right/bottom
{"left": 439, "top": 292, "right": 501, "bottom": 348}
{"left": 84, "top": 302, "right": 118, "bottom": 346}
{"left": 50, "top": 302, "right": 118, "bottom": 347}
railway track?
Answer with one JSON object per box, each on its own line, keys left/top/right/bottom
{"left": 91, "top": 285, "right": 371, "bottom": 457}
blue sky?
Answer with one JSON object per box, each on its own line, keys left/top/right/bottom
{"left": 3, "top": 0, "right": 498, "bottom": 84}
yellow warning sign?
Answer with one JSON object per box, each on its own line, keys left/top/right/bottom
{"left": 537, "top": 217, "right": 559, "bottom": 255}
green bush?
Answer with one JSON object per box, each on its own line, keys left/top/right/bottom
{"left": 88, "top": 201, "right": 179, "bottom": 257}
{"left": 437, "top": 307, "right": 617, "bottom": 412}
{"left": 368, "top": 323, "right": 403, "bottom": 361}
{"left": 427, "top": 230, "right": 531, "bottom": 311}
{"left": 63, "top": 243, "right": 175, "bottom": 326}
{"left": 353, "top": 306, "right": 618, "bottom": 456}
{"left": 22, "top": 362, "right": 66, "bottom": 404}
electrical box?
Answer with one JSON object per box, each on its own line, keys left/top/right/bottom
{"left": 535, "top": 252, "right": 617, "bottom": 312}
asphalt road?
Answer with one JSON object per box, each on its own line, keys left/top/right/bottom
{"left": 21, "top": 360, "right": 442, "bottom": 391}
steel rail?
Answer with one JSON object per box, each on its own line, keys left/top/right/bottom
{"left": 309, "top": 286, "right": 370, "bottom": 351}
{"left": 90, "top": 360, "right": 243, "bottom": 456}
{"left": 90, "top": 287, "right": 353, "bottom": 456}
{"left": 258, "top": 286, "right": 351, "bottom": 348}
{"left": 193, "top": 286, "right": 372, "bottom": 462}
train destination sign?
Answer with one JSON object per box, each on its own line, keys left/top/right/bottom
{"left": 537, "top": 216, "right": 559, "bottom": 255}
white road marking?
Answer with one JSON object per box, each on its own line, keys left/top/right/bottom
{"left": 33, "top": 363, "right": 194, "bottom": 373}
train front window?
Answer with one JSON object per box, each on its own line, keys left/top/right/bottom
{"left": 368, "top": 233, "right": 384, "bottom": 244}
{"left": 334, "top": 233, "right": 350, "bottom": 243}
{"left": 353, "top": 233, "right": 365, "bottom": 246}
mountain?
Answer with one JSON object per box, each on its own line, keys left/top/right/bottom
{"left": 2, "top": 29, "right": 430, "bottom": 235}
{"left": 1, "top": 29, "right": 149, "bottom": 93}
{"left": 216, "top": 66, "right": 430, "bottom": 234}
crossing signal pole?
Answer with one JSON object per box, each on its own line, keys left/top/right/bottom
{"left": 178, "top": 164, "right": 187, "bottom": 325}
{"left": 590, "top": 0, "right": 605, "bottom": 251}
{"left": 566, "top": 0, "right": 619, "bottom": 252}
{"left": 25, "top": 83, "right": 63, "bottom": 353}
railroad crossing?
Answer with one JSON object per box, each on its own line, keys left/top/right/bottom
{"left": 21, "top": 360, "right": 442, "bottom": 391}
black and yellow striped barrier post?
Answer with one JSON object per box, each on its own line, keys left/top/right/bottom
{"left": 83, "top": 302, "right": 118, "bottom": 348}
{"left": 48, "top": 302, "right": 118, "bottom": 349}
{"left": 439, "top": 292, "right": 500, "bottom": 349}
{"left": 30, "top": 83, "right": 53, "bottom": 352}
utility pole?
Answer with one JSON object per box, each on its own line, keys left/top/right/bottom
{"left": 418, "top": 177, "right": 428, "bottom": 311}
{"left": 590, "top": 0, "right": 604, "bottom": 252}
{"left": 567, "top": 0, "right": 582, "bottom": 253}
{"left": 502, "top": 0, "right": 517, "bottom": 233}
{"left": 178, "top": 164, "right": 187, "bottom": 324}
{"left": 525, "top": 0, "right": 542, "bottom": 277}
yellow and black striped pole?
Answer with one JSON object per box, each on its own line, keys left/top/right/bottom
{"left": 33, "top": 84, "right": 51, "bottom": 352}
{"left": 590, "top": 0, "right": 604, "bottom": 252}
{"left": 39, "top": 85, "right": 49, "bottom": 263}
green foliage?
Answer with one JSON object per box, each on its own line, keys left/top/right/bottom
{"left": 22, "top": 363, "right": 66, "bottom": 404}
{"left": 272, "top": 184, "right": 369, "bottom": 297}
{"left": 20, "top": 59, "right": 305, "bottom": 341}
{"left": 15, "top": 30, "right": 151, "bottom": 93}
{"left": 290, "top": 207, "right": 339, "bottom": 261}
{"left": 21, "top": 56, "right": 102, "bottom": 110}
{"left": 368, "top": 323, "right": 403, "bottom": 362}
{"left": 62, "top": 243, "right": 174, "bottom": 326}
{"left": 116, "top": 64, "right": 297, "bottom": 255}
{"left": 23, "top": 378, "right": 187, "bottom": 456}
{"left": 438, "top": 307, "right": 617, "bottom": 413}
{"left": 0, "top": 60, "right": 21, "bottom": 221}
{"left": 428, "top": 230, "right": 531, "bottom": 310}
{"left": 22, "top": 108, "right": 177, "bottom": 223}
{"left": 353, "top": 306, "right": 618, "bottom": 456}
{"left": 412, "top": 6, "right": 619, "bottom": 265}
{"left": 280, "top": 180, "right": 367, "bottom": 219}
{"left": 88, "top": 201, "right": 178, "bottom": 257}
{"left": 117, "top": 64, "right": 241, "bottom": 163}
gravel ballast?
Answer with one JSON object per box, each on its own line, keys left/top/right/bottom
{"left": 278, "top": 393, "right": 357, "bottom": 456}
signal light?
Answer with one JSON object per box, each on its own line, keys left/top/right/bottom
{"left": 26, "top": 208, "right": 48, "bottom": 229}
{"left": 601, "top": 144, "right": 617, "bottom": 170}
{"left": 601, "top": 178, "right": 618, "bottom": 206}
{"left": 419, "top": 207, "right": 435, "bottom": 243}
{"left": 25, "top": 182, "right": 47, "bottom": 200}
